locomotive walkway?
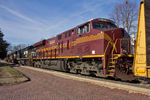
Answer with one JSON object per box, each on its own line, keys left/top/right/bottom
{"left": 0, "top": 66, "right": 150, "bottom": 100}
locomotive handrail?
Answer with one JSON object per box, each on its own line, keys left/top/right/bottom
{"left": 104, "top": 41, "right": 111, "bottom": 69}
{"left": 104, "top": 41, "right": 111, "bottom": 54}
{"left": 104, "top": 39, "right": 118, "bottom": 71}
{"left": 111, "top": 39, "right": 118, "bottom": 61}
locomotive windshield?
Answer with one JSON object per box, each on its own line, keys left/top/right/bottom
{"left": 92, "top": 22, "right": 117, "bottom": 31}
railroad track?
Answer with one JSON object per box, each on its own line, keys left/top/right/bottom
{"left": 19, "top": 65, "right": 150, "bottom": 96}
{"left": 42, "top": 67, "right": 150, "bottom": 88}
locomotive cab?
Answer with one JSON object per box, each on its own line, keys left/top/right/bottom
{"left": 92, "top": 18, "right": 117, "bottom": 31}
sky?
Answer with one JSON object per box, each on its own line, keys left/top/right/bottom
{"left": 0, "top": 0, "right": 141, "bottom": 46}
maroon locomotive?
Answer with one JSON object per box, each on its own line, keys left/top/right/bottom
{"left": 29, "top": 18, "right": 134, "bottom": 80}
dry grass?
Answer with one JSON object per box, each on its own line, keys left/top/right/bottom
{"left": 0, "top": 62, "right": 23, "bottom": 78}
{"left": 3, "top": 66, "right": 24, "bottom": 78}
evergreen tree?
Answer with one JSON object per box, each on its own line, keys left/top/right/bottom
{"left": 0, "top": 29, "right": 9, "bottom": 59}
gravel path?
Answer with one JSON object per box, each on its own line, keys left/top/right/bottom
{"left": 0, "top": 66, "right": 149, "bottom": 100}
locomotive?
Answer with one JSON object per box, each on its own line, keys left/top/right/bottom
{"left": 8, "top": 18, "right": 134, "bottom": 81}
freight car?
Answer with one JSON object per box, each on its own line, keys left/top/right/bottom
{"left": 7, "top": 46, "right": 33, "bottom": 65}
{"left": 7, "top": 51, "right": 18, "bottom": 64}
{"left": 9, "top": 18, "right": 134, "bottom": 81}
{"left": 18, "top": 46, "right": 34, "bottom": 66}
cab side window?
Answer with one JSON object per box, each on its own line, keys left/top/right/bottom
{"left": 67, "top": 40, "right": 70, "bottom": 49}
{"left": 78, "top": 23, "right": 90, "bottom": 34}
{"left": 58, "top": 35, "right": 62, "bottom": 40}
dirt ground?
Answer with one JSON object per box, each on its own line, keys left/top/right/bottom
{"left": 0, "top": 66, "right": 149, "bottom": 100}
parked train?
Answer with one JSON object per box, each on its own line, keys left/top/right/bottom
{"left": 7, "top": 18, "right": 135, "bottom": 81}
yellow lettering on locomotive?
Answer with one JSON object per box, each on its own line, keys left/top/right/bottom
{"left": 75, "top": 32, "right": 104, "bottom": 45}
{"left": 50, "top": 40, "right": 55, "bottom": 45}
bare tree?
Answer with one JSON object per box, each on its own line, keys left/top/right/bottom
{"left": 110, "top": 0, "right": 138, "bottom": 36}
{"left": 13, "top": 44, "right": 27, "bottom": 52}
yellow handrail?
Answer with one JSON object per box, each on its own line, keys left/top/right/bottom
{"left": 104, "top": 41, "right": 111, "bottom": 69}
{"left": 104, "top": 41, "right": 111, "bottom": 54}
{"left": 111, "top": 39, "right": 118, "bottom": 61}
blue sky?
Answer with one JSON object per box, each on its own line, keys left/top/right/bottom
{"left": 0, "top": 0, "right": 141, "bottom": 46}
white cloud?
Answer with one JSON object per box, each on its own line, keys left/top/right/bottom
{"left": 0, "top": 5, "right": 36, "bottom": 23}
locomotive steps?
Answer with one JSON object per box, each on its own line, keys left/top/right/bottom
{"left": 22, "top": 66, "right": 150, "bottom": 96}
